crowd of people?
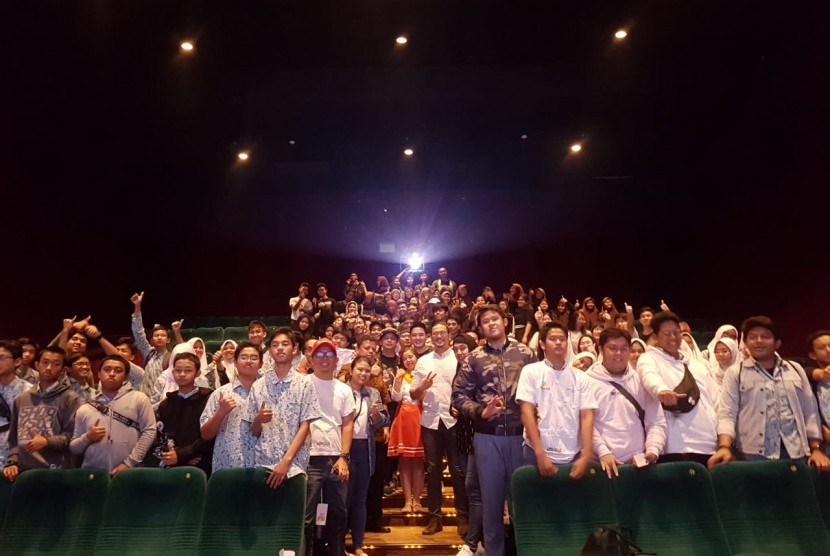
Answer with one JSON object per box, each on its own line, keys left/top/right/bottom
{"left": 2, "top": 266, "right": 830, "bottom": 556}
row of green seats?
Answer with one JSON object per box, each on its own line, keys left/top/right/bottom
{"left": 0, "top": 467, "right": 305, "bottom": 555}
{"left": 512, "top": 460, "right": 830, "bottom": 556}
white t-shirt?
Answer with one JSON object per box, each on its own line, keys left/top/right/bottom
{"left": 352, "top": 390, "right": 369, "bottom": 440}
{"left": 308, "top": 374, "right": 356, "bottom": 456}
{"left": 516, "top": 360, "right": 598, "bottom": 464}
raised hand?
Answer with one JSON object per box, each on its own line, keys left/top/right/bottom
{"left": 131, "top": 291, "right": 144, "bottom": 306}
{"left": 660, "top": 299, "right": 670, "bottom": 312}
{"left": 255, "top": 401, "right": 273, "bottom": 425}
{"left": 75, "top": 315, "right": 92, "bottom": 331}
{"left": 85, "top": 324, "right": 102, "bottom": 340}
{"left": 62, "top": 316, "right": 77, "bottom": 333}
{"left": 171, "top": 319, "right": 184, "bottom": 331}
{"left": 218, "top": 392, "right": 237, "bottom": 415}
{"left": 481, "top": 395, "right": 505, "bottom": 420}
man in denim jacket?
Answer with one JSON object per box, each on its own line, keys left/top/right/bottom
{"left": 709, "top": 315, "right": 830, "bottom": 470}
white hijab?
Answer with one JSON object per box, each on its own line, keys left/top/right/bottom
{"left": 219, "top": 339, "right": 238, "bottom": 383}
{"left": 187, "top": 337, "right": 210, "bottom": 373}
{"left": 705, "top": 325, "right": 739, "bottom": 368}
{"left": 680, "top": 332, "right": 704, "bottom": 362}
{"left": 708, "top": 337, "right": 740, "bottom": 385}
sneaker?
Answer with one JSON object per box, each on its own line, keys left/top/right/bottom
{"left": 455, "top": 546, "right": 474, "bottom": 556}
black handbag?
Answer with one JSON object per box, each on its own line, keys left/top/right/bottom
{"left": 581, "top": 526, "right": 656, "bottom": 556}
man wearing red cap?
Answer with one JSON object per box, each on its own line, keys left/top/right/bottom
{"left": 304, "top": 339, "right": 356, "bottom": 556}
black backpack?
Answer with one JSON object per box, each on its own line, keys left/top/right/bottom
{"left": 582, "top": 526, "right": 656, "bottom": 556}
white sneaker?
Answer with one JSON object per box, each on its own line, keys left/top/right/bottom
{"left": 455, "top": 545, "right": 474, "bottom": 556}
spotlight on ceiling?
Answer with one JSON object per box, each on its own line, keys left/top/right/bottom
{"left": 403, "top": 148, "right": 414, "bottom": 156}
{"left": 396, "top": 36, "right": 408, "bottom": 45}
{"left": 570, "top": 143, "right": 583, "bottom": 153}
{"left": 237, "top": 151, "right": 250, "bottom": 161}
{"left": 614, "top": 30, "right": 628, "bottom": 40}
{"left": 180, "top": 41, "right": 195, "bottom": 52}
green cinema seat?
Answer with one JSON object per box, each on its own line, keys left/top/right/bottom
{"left": 711, "top": 460, "right": 830, "bottom": 555}
{"left": 512, "top": 464, "right": 617, "bottom": 556}
{"left": 204, "top": 340, "right": 222, "bottom": 356}
{"left": 614, "top": 462, "right": 730, "bottom": 556}
{"left": 199, "top": 468, "right": 306, "bottom": 555}
{"left": 0, "top": 475, "right": 12, "bottom": 526}
{"left": 94, "top": 467, "right": 207, "bottom": 555}
{"left": 0, "top": 468, "right": 109, "bottom": 555}
{"left": 223, "top": 326, "right": 249, "bottom": 343}
{"left": 193, "top": 327, "right": 224, "bottom": 342}
{"left": 812, "top": 466, "right": 830, "bottom": 534}
{"left": 179, "top": 328, "right": 196, "bottom": 342}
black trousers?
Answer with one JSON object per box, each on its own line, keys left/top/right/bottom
{"left": 422, "top": 421, "right": 469, "bottom": 523}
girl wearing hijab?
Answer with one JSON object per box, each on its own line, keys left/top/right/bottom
{"left": 205, "top": 339, "right": 238, "bottom": 389}
{"left": 572, "top": 351, "right": 597, "bottom": 371}
{"left": 152, "top": 340, "right": 211, "bottom": 407}
{"left": 708, "top": 337, "right": 740, "bottom": 385}
{"left": 702, "top": 324, "right": 739, "bottom": 361}
{"left": 630, "top": 338, "right": 647, "bottom": 368}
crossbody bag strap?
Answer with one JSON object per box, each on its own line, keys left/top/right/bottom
{"left": 607, "top": 381, "right": 646, "bottom": 431}
{"left": 86, "top": 400, "right": 140, "bottom": 431}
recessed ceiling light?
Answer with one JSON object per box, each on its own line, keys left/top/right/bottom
{"left": 521, "top": 134, "right": 528, "bottom": 140}
{"left": 396, "top": 36, "right": 408, "bottom": 45}
{"left": 570, "top": 143, "right": 582, "bottom": 153}
{"left": 237, "top": 151, "right": 250, "bottom": 161}
{"left": 403, "top": 148, "right": 414, "bottom": 156}
{"left": 614, "top": 30, "right": 628, "bottom": 40}
{"left": 180, "top": 41, "right": 195, "bottom": 52}
{"left": 288, "top": 140, "right": 296, "bottom": 145}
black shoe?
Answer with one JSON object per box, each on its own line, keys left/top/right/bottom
{"left": 422, "top": 519, "right": 443, "bottom": 535}
{"left": 457, "top": 517, "right": 469, "bottom": 539}
{"left": 365, "top": 525, "right": 392, "bottom": 533}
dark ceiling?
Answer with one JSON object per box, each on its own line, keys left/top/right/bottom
{"left": 2, "top": 1, "right": 828, "bottom": 349}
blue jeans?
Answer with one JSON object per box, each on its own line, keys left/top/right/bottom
{"left": 305, "top": 455, "right": 348, "bottom": 556}
{"left": 464, "top": 453, "right": 484, "bottom": 550}
{"left": 474, "top": 432, "right": 524, "bottom": 556}
{"left": 347, "top": 440, "right": 371, "bottom": 550}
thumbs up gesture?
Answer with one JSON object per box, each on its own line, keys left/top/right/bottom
{"left": 255, "top": 401, "right": 273, "bottom": 425}
{"left": 218, "top": 392, "right": 237, "bottom": 415}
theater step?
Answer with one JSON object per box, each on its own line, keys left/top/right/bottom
{"left": 382, "top": 491, "right": 455, "bottom": 510}
{"left": 357, "top": 525, "right": 465, "bottom": 556}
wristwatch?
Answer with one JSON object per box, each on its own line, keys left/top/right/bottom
{"left": 339, "top": 453, "right": 350, "bottom": 463}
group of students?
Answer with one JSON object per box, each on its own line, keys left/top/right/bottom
{"left": 2, "top": 269, "right": 830, "bottom": 556}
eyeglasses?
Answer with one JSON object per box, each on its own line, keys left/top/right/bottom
{"left": 313, "top": 351, "right": 337, "bottom": 359}
{"left": 238, "top": 354, "right": 261, "bottom": 362}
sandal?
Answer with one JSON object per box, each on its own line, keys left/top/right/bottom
{"left": 412, "top": 499, "right": 426, "bottom": 513}
{"left": 401, "top": 501, "right": 413, "bottom": 513}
